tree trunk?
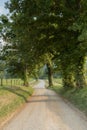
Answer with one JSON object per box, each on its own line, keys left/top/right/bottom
{"left": 23, "top": 66, "right": 29, "bottom": 87}
{"left": 46, "top": 63, "right": 53, "bottom": 87}
{"left": 23, "top": 78, "right": 29, "bottom": 87}
{"left": 62, "top": 71, "right": 74, "bottom": 88}
{"left": 75, "top": 56, "right": 86, "bottom": 88}
{"left": 1, "top": 78, "right": 3, "bottom": 86}
{"left": 75, "top": 72, "right": 86, "bottom": 88}
{"left": 61, "top": 61, "right": 74, "bottom": 88}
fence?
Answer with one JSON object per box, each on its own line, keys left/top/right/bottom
{"left": 0, "top": 78, "right": 24, "bottom": 87}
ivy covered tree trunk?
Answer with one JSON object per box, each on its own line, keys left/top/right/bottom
{"left": 62, "top": 71, "right": 74, "bottom": 88}
{"left": 75, "top": 56, "right": 86, "bottom": 88}
{"left": 46, "top": 63, "right": 53, "bottom": 87}
{"left": 61, "top": 62, "right": 74, "bottom": 88}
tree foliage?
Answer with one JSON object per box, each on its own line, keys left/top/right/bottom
{"left": 0, "top": 0, "right": 87, "bottom": 87}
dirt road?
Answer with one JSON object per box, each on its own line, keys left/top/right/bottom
{"left": 2, "top": 80, "right": 87, "bottom": 130}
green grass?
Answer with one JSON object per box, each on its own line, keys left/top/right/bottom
{"left": 52, "top": 78, "right": 87, "bottom": 116}
{"left": 0, "top": 85, "right": 34, "bottom": 123}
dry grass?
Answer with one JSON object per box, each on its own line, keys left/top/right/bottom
{"left": 0, "top": 85, "right": 34, "bottom": 125}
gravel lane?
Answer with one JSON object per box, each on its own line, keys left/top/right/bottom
{"left": 2, "top": 80, "right": 87, "bottom": 130}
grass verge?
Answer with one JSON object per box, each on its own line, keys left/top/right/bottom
{"left": 0, "top": 85, "right": 34, "bottom": 125}
{"left": 52, "top": 78, "right": 87, "bottom": 116}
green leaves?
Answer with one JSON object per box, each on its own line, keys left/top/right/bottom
{"left": 1, "top": 0, "right": 87, "bottom": 88}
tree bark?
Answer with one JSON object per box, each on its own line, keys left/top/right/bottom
{"left": 60, "top": 59, "right": 74, "bottom": 88}
{"left": 62, "top": 71, "right": 74, "bottom": 88}
{"left": 46, "top": 63, "right": 53, "bottom": 87}
{"left": 1, "top": 78, "right": 3, "bottom": 86}
{"left": 75, "top": 56, "right": 86, "bottom": 88}
{"left": 23, "top": 66, "right": 29, "bottom": 87}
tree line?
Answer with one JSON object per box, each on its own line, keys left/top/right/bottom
{"left": 0, "top": 0, "right": 87, "bottom": 88}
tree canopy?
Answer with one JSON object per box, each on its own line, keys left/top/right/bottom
{"left": 0, "top": 0, "right": 87, "bottom": 87}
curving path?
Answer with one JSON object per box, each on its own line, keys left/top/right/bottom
{"left": 2, "top": 80, "right": 87, "bottom": 130}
